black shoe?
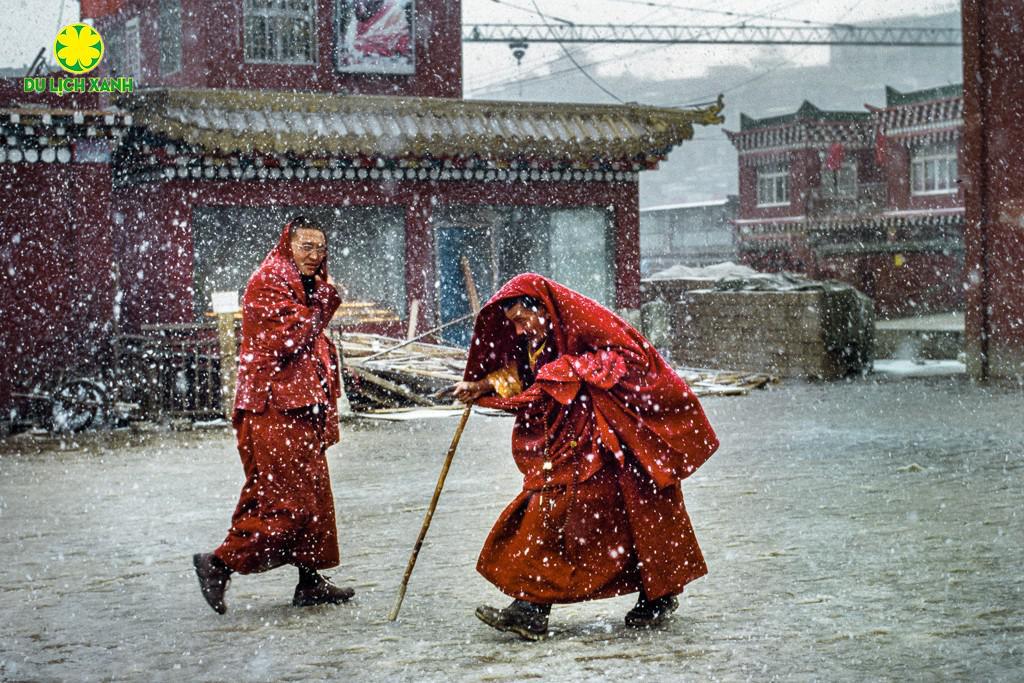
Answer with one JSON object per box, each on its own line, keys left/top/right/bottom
{"left": 292, "top": 575, "right": 355, "bottom": 607}
{"left": 475, "top": 600, "right": 550, "bottom": 641}
{"left": 193, "top": 553, "right": 230, "bottom": 615}
{"left": 625, "top": 593, "right": 679, "bottom": 628}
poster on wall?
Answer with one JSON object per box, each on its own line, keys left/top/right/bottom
{"left": 335, "top": 0, "right": 415, "bottom": 74}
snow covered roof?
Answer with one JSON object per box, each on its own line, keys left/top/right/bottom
{"left": 126, "top": 89, "right": 725, "bottom": 164}
{"left": 645, "top": 261, "right": 763, "bottom": 281}
{"left": 641, "top": 198, "right": 732, "bottom": 212}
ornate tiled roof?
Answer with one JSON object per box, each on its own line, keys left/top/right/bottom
{"left": 0, "top": 89, "right": 724, "bottom": 180}
{"left": 127, "top": 89, "right": 724, "bottom": 164}
{"left": 0, "top": 107, "right": 132, "bottom": 163}
{"left": 735, "top": 207, "right": 964, "bottom": 242}
{"left": 872, "top": 84, "right": 962, "bottom": 143}
{"left": 725, "top": 101, "right": 872, "bottom": 155}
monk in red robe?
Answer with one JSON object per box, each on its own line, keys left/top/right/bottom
{"left": 452, "top": 274, "right": 718, "bottom": 640}
{"left": 193, "top": 216, "right": 354, "bottom": 614}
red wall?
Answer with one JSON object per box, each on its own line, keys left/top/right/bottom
{"left": 962, "top": 0, "right": 1024, "bottom": 381}
{"left": 0, "top": 163, "right": 113, "bottom": 410}
{"left": 0, "top": 168, "right": 636, "bottom": 415}
{"left": 814, "top": 252, "right": 964, "bottom": 317}
{"left": 90, "top": 0, "right": 462, "bottom": 97}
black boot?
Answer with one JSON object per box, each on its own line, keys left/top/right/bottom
{"left": 193, "top": 553, "right": 231, "bottom": 615}
{"left": 475, "top": 599, "right": 550, "bottom": 641}
{"left": 625, "top": 589, "right": 679, "bottom": 628}
{"left": 292, "top": 567, "right": 355, "bottom": 607}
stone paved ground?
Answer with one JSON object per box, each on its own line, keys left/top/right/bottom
{"left": 1, "top": 375, "right": 1022, "bottom": 682}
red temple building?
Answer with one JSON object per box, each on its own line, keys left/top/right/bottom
{"left": 725, "top": 84, "right": 964, "bottom": 318}
{"left": 0, "top": 0, "right": 721, "bottom": 416}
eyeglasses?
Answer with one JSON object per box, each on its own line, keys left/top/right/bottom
{"left": 293, "top": 242, "right": 327, "bottom": 256}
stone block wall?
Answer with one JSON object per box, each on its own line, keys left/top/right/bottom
{"left": 643, "top": 288, "right": 874, "bottom": 379}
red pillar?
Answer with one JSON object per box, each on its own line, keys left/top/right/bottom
{"left": 614, "top": 183, "right": 641, "bottom": 309}
{"left": 405, "top": 189, "right": 436, "bottom": 328}
{"left": 961, "top": 0, "right": 1024, "bottom": 381}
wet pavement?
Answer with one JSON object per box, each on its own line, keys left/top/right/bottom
{"left": 1, "top": 376, "right": 1022, "bottom": 682}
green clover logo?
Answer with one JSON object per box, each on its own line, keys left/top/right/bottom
{"left": 54, "top": 23, "right": 104, "bottom": 74}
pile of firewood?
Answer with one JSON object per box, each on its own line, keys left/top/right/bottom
{"left": 337, "top": 332, "right": 777, "bottom": 412}
{"left": 333, "top": 301, "right": 400, "bottom": 326}
{"left": 339, "top": 333, "right": 465, "bottom": 411}
{"left": 674, "top": 367, "right": 778, "bottom": 396}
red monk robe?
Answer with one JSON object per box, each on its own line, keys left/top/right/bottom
{"left": 194, "top": 218, "right": 352, "bottom": 615}
{"left": 216, "top": 222, "right": 342, "bottom": 573}
{"left": 465, "top": 274, "right": 719, "bottom": 610}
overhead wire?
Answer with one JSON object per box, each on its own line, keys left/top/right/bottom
{"left": 528, "top": 0, "right": 625, "bottom": 103}
{"left": 464, "top": 0, "right": 668, "bottom": 94}
{"left": 468, "top": 0, "right": 871, "bottom": 107}
{"left": 464, "top": 0, "right": 828, "bottom": 96}
{"left": 573, "top": 0, "right": 840, "bottom": 28}
{"left": 673, "top": 0, "right": 865, "bottom": 107}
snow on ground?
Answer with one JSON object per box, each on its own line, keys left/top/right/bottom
{"left": 1, "top": 376, "right": 1022, "bottom": 681}
{"left": 873, "top": 359, "right": 967, "bottom": 377}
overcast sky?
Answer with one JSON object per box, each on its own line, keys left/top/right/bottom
{"left": 1, "top": 0, "right": 959, "bottom": 90}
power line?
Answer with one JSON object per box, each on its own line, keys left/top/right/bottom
{"left": 463, "top": 0, "right": 821, "bottom": 94}
{"left": 484, "top": 0, "right": 576, "bottom": 25}
{"left": 674, "top": 0, "right": 865, "bottom": 107}
{"left": 529, "top": 0, "right": 625, "bottom": 103}
{"left": 464, "top": 0, "right": 673, "bottom": 93}
{"left": 467, "top": 45, "right": 662, "bottom": 96}
{"left": 576, "top": 0, "right": 841, "bottom": 28}
{"left": 465, "top": 0, "right": 798, "bottom": 95}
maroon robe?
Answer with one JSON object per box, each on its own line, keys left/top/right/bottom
{"left": 466, "top": 274, "right": 719, "bottom": 603}
{"left": 213, "top": 222, "right": 343, "bottom": 574}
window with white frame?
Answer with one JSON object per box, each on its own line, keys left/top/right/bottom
{"left": 125, "top": 17, "right": 142, "bottom": 80}
{"left": 159, "top": 0, "right": 182, "bottom": 75}
{"left": 244, "top": 0, "right": 316, "bottom": 64}
{"left": 911, "top": 142, "right": 958, "bottom": 195}
{"left": 821, "top": 160, "right": 857, "bottom": 198}
{"left": 104, "top": 23, "right": 124, "bottom": 75}
{"left": 756, "top": 164, "right": 790, "bottom": 206}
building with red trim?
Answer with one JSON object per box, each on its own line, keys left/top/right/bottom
{"left": 725, "top": 84, "right": 963, "bottom": 318}
{"left": 0, "top": 0, "right": 722, "bottom": 414}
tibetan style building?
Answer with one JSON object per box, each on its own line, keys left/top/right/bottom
{"left": 725, "top": 85, "right": 963, "bottom": 317}
{"left": 0, "top": 0, "right": 722, "bottom": 414}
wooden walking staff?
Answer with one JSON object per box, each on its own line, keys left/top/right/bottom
{"left": 387, "top": 256, "right": 483, "bottom": 622}
{"left": 387, "top": 401, "right": 473, "bottom": 621}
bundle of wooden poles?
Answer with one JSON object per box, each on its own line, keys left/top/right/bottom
{"left": 338, "top": 331, "right": 777, "bottom": 412}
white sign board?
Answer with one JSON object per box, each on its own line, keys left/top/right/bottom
{"left": 211, "top": 290, "right": 240, "bottom": 314}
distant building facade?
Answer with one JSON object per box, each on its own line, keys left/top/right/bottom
{"left": 725, "top": 85, "right": 964, "bottom": 318}
{"left": 639, "top": 196, "right": 738, "bottom": 276}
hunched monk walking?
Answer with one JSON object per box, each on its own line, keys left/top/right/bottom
{"left": 452, "top": 273, "right": 718, "bottom": 640}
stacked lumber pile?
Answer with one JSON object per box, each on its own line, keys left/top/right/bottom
{"left": 339, "top": 333, "right": 465, "bottom": 410}
{"left": 337, "top": 333, "right": 777, "bottom": 412}
{"left": 333, "top": 301, "right": 400, "bottom": 326}
{"left": 675, "top": 367, "right": 777, "bottom": 396}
